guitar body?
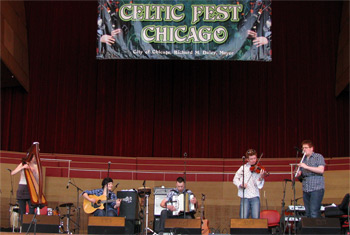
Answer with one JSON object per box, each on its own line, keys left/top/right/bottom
{"left": 201, "top": 219, "right": 209, "bottom": 235}
{"left": 198, "top": 194, "right": 210, "bottom": 235}
{"left": 83, "top": 195, "right": 132, "bottom": 214}
{"left": 83, "top": 195, "right": 108, "bottom": 214}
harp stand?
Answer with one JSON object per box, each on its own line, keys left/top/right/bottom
{"left": 25, "top": 205, "right": 43, "bottom": 235}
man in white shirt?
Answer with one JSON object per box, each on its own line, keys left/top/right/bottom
{"left": 233, "top": 149, "right": 267, "bottom": 218}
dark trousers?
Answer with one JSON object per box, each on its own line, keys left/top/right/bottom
{"left": 18, "top": 199, "right": 35, "bottom": 225}
{"left": 159, "top": 210, "right": 194, "bottom": 232}
{"left": 93, "top": 209, "right": 118, "bottom": 217}
{"left": 303, "top": 189, "right": 324, "bottom": 218}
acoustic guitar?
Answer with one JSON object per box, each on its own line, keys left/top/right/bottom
{"left": 83, "top": 194, "right": 132, "bottom": 214}
{"left": 200, "top": 194, "right": 209, "bottom": 235}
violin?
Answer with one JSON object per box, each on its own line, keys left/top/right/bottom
{"left": 250, "top": 163, "right": 269, "bottom": 176}
{"left": 249, "top": 152, "right": 270, "bottom": 176}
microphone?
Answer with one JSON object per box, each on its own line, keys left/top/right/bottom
{"left": 184, "top": 152, "right": 187, "bottom": 157}
{"left": 284, "top": 179, "right": 292, "bottom": 182}
{"left": 142, "top": 180, "right": 146, "bottom": 187}
{"left": 66, "top": 179, "right": 71, "bottom": 189}
{"left": 242, "top": 156, "right": 246, "bottom": 159}
{"left": 294, "top": 146, "right": 303, "bottom": 153}
{"left": 7, "top": 168, "right": 12, "bottom": 172}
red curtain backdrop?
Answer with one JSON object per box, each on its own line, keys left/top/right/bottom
{"left": 1, "top": 1, "right": 348, "bottom": 158}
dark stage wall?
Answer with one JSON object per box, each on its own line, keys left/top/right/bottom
{"left": 1, "top": 1, "right": 348, "bottom": 158}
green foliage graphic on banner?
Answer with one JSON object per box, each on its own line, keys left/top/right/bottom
{"left": 97, "top": 0, "right": 271, "bottom": 61}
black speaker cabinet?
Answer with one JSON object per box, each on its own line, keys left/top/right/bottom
{"left": 153, "top": 216, "right": 161, "bottom": 233}
{"left": 117, "top": 190, "right": 139, "bottom": 220}
{"left": 22, "top": 215, "right": 60, "bottom": 233}
{"left": 164, "top": 218, "right": 201, "bottom": 234}
{"left": 124, "top": 219, "right": 141, "bottom": 234}
{"left": 88, "top": 216, "right": 125, "bottom": 234}
{"left": 230, "top": 218, "right": 269, "bottom": 234}
{"left": 298, "top": 217, "right": 341, "bottom": 234}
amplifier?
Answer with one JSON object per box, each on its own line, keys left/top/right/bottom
{"left": 117, "top": 190, "right": 139, "bottom": 220}
{"left": 154, "top": 187, "right": 172, "bottom": 195}
{"left": 154, "top": 187, "right": 172, "bottom": 216}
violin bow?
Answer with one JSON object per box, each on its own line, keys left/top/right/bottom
{"left": 255, "top": 153, "right": 264, "bottom": 166}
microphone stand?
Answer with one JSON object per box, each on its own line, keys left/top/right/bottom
{"left": 67, "top": 180, "right": 83, "bottom": 234}
{"left": 242, "top": 156, "right": 245, "bottom": 219}
{"left": 8, "top": 169, "right": 14, "bottom": 230}
{"left": 9, "top": 169, "right": 14, "bottom": 206}
{"left": 106, "top": 161, "right": 111, "bottom": 216}
{"left": 280, "top": 179, "right": 289, "bottom": 235}
{"left": 142, "top": 180, "right": 146, "bottom": 234}
{"left": 142, "top": 180, "right": 155, "bottom": 235}
{"left": 291, "top": 149, "right": 305, "bottom": 234}
{"left": 107, "top": 161, "right": 111, "bottom": 178}
{"left": 183, "top": 152, "right": 187, "bottom": 219}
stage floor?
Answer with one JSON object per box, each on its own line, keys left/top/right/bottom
{"left": 1, "top": 233, "right": 62, "bottom": 235}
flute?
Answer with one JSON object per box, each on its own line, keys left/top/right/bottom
{"left": 294, "top": 152, "right": 306, "bottom": 177}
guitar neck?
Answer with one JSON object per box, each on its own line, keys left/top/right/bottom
{"left": 101, "top": 197, "right": 131, "bottom": 204}
{"left": 101, "top": 199, "right": 116, "bottom": 204}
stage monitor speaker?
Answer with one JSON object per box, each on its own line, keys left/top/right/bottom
{"left": 230, "top": 218, "right": 269, "bottom": 234}
{"left": 124, "top": 219, "right": 141, "bottom": 234}
{"left": 117, "top": 190, "right": 139, "bottom": 220}
{"left": 22, "top": 214, "right": 60, "bottom": 233}
{"left": 164, "top": 218, "right": 201, "bottom": 234}
{"left": 88, "top": 216, "right": 125, "bottom": 234}
{"left": 298, "top": 217, "right": 341, "bottom": 234}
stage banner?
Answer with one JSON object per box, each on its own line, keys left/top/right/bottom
{"left": 97, "top": 0, "right": 271, "bottom": 61}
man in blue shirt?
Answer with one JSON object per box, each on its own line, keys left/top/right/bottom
{"left": 158, "top": 177, "right": 198, "bottom": 234}
{"left": 82, "top": 177, "right": 121, "bottom": 216}
{"left": 296, "top": 140, "right": 326, "bottom": 218}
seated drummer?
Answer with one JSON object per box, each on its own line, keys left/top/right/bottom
{"left": 82, "top": 177, "right": 121, "bottom": 216}
{"left": 159, "top": 177, "right": 197, "bottom": 233}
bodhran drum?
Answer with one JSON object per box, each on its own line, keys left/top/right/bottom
{"left": 138, "top": 187, "right": 151, "bottom": 208}
{"left": 10, "top": 204, "right": 20, "bottom": 229}
{"left": 137, "top": 187, "right": 151, "bottom": 198}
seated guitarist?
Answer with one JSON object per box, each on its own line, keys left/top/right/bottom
{"left": 82, "top": 177, "right": 121, "bottom": 216}
{"left": 159, "top": 177, "right": 197, "bottom": 234}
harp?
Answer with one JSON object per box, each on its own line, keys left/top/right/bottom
{"left": 22, "top": 142, "right": 47, "bottom": 206}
